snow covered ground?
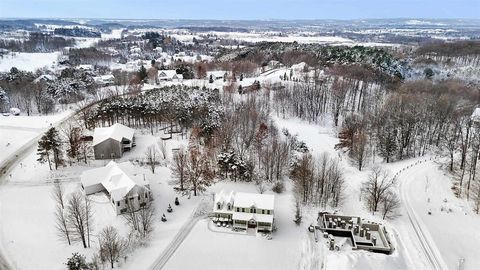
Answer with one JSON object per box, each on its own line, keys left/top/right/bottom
{"left": 0, "top": 52, "right": 60, "bottom": 72}
{"left": 397, "top": 160, "right": 480, "bottom": 270}
{"left": 0, "top": 110, "right": 73, "bottom": 164}
{"left": 165, "top": 181, "right": 304, "bottom": 270}
{"left": 0, "top": 129, "right": 199, "bottom": 270}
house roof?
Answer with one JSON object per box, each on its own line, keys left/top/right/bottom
{"left": 232, "top": 212, "right": 274, "bottom": 223}
{"left": 158, "top": 70, "right": 178, "bottom": 79}
{"left": 92, "top": 123, "right": 134, "bottom": 146}
{"left": 213, "top": 190, "right": 235, "bottom": 212}
{"left": 472, "top": 108, "right": 480, "bottom": 122}
{"left": 81, "top": 161, "right": 149, "bottom": 201}
{"left": 234, "top": 192, "right": 274, "bottom": 210}
{"left": 207, "top": 71, "right": 225, "bottom": 78}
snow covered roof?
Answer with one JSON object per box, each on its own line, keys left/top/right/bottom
{"left": 234, "top": 192, "right": 274, "bottom": 210}
{"left": 81, "top": 161, "right": 149, "bottom": 201}
{"left": 158, "top": 70, "right": 178, "bottom": 79}
{"left": 472, "top": 108, "right": 480, "bottom": 123}
{"left": 215, "top": 190, "right": 235, "bottom": 206}
{"left": 92, "top": 123, "right": 134, "bottom": 146}
{"left": 207, "top": 71, "right": 225, "bottom": 78}
{"left": 77, "top": 64, "right": 93, "bottom": 70}
{"left": 33, "top": 74, "right": 56, "bottom": 83}
{"left": 232, "top": 212, "right": 274, "bottom": 223}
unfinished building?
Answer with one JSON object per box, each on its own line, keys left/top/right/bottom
{"left": 317, "top": 213, "right": 394, "bottom": 254}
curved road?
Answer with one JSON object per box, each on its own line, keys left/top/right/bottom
{"left": 396, "top": 159, "right": 448, "bottom": 270}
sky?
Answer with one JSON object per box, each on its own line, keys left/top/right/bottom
{"left": 0, "top": 0, "right": 479, "bottom": 20}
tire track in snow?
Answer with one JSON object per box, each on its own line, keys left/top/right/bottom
{"left": 396, "top": 158, "right": 448, "bottom": 270}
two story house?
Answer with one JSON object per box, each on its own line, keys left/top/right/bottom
{"left": 213, "top": 191, "right": 275, "bottom": 232}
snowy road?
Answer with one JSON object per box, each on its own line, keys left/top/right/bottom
{"left": 396, "top": 159, "right": 448, "bottom": 270}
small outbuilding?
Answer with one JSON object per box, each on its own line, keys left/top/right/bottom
{"left": 93, "top": 123, "right": 135, "bottom": 160}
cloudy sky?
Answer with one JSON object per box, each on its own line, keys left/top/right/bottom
{"left": 0, "top": 0, "right": 478, "bottom": 20}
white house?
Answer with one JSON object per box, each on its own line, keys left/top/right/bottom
{"left": 81, "top": 161, "right": 151, "bottom": 215}
{"left": 158, "top": 70, "right": 183, "bottom": 81}
{"left": 92, "top": 123, "right": 135, "bottom": 160}
{"left": 76, "top": 64, "right": 94, "bottom": 71}
{"left": 93, "top": 74, "right": 115, "bottom": 86}
{"left": 207, "top": 71, "right": 226, "bottom": 81}
{"left": 213, "top": 191, "right": 275, "bottom": 232}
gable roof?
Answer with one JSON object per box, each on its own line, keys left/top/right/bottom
{"left": 214, "top": 190, "right": 235, "bottom": 206}
{"left": 92, "top": 123, "right": 134, "bottom": 146}
{"left": 158, "top": 70, "right": 178, "bottom": 78}
{"left": 234, "top": 192, "right": 274, "bottom": 210}
{"left": 81, "top": 161, "right": 149, "bottom": 201}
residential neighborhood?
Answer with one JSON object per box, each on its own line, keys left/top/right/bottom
{"left": 0, "top": 2, "right": 480, "bottom": 270}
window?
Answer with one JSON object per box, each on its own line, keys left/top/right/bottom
{"left": 117, "top": 201, "right": 120, "bottom": 207}
{"left": 227, "top": 203, "right": 231, "bottom": 210}
{"left": 236, "top": 207, "right": 240, "bottom": 212}
{"left": 252, "top": 208, "right": 256, "bottom": 213}
{"left": 262, "top": 209, "right": 265, "bottom": 214}
{"left": 242, "top": 208, "right": 245, "bottom": 213}
{"left": 267, "top": 210, "right": 270, "bottom": 215}
{"left": 145, "top": 193, "right": 148, "bottom": 199}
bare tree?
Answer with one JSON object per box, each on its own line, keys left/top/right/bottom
{"left": 52, "top": 181, "right": 71, "bottom": 245}
{"left": 380, "top": 191, "right": 401, "bottom": 219}
{"left": 66, "top": 192, "right": 89, "bottom": 248}
{"left": 185, "top": 146, "right": 213, "bottom": 196}
{"left": 362, "top": 167, "right": 396, "bottom": 214}
{"left": 144, "top": 145, "right": 159, "bottom": 174}
{"left": 158, "top": 139, "right": 168, "bottom": 160}
{"left": 137, "top": 201, "right": 156, "bottom": 238}
{"left": 54, "top": 205, "right": 71, "bottom": 245}
{"left": 84, "top": 196, "right": 93, "bottom": 248}
{"left": 172, "top": 147, "right": 188, "bottom": 193}
{"left": 98, "top": 226, "right": 126, "bottom": 269}
{"left": 52, "top": 180, "right": 65, "bottom": 209}
{"left": 255, "top": 176, "right": 266, "bottom": 194}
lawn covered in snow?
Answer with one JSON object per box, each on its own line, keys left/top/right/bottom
{"left": 0, "top": 52, "right": 60, "bottom": 72}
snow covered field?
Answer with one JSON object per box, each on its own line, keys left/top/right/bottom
{"left": 0, "top": 111, "right": 73, "bottom": 164}
{"left": 0, "top": 52, "right": 60, "bottom": 72}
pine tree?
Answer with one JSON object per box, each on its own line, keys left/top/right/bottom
{"left": 209, "top": 74, "right": 214, "bottom": 83}
{"left": 37, "top": 127, "right": 64, "bottom": 170}
{"left": 138, "top": 65, "right": 148, "bottom": 82}
{"left": 66, "top": 253, "right": 89, "bottom": 270}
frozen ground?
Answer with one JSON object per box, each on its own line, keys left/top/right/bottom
{"left": 0, "top": 52, "right": 60, "bottom": 72}
{"left": 397, "top": 160, "right": 480, "bottom": 270}
{"left": 0, "top": 130, "right": 201, "bottom": 270}
{"left": 0, "top": 110, "right": 73, "bottom": 164}
{"left": 165, "top": 181, "right": 304, "bottom": 270}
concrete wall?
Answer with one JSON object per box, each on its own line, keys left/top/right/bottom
{"left": 94, "top": 138, "right": 122, "bottom": 160}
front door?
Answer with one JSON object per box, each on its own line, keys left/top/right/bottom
{"left": 248, "top": 218, "right": 257, "bottom": 228}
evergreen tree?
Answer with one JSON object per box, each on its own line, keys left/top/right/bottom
{"left": 0, "top": 87, "right": 9, "bottom": 112}
{"left": 239, "top": 74, "right": 243, "bottom": 81}
{"left": 209, "top": 74, "right": 214, "bottom": 83}
{"left": 138, "top": 65, "right": 148, "bottom": 82}
{"left": 37, "top": 127, "right": 64, "bottom": 170}
{"left": 66, "top": 253, "right": 90, "bottom": 270}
